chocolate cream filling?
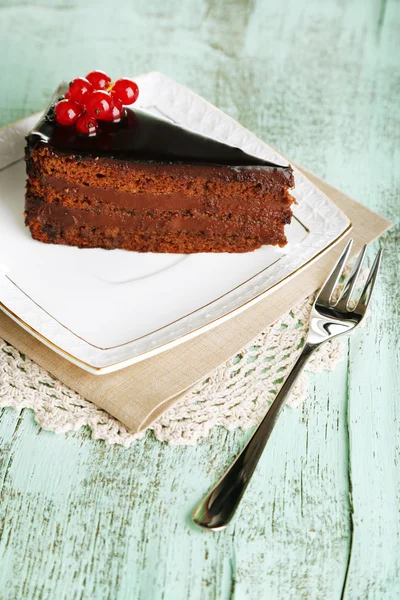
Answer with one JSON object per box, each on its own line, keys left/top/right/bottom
{"left": 34, "top": 202, "right": 287, "bottom": 237}
{"left": 38, "top": 175, "right": 292, "bottom": 214}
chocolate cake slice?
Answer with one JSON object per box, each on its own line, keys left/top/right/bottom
{"left": 25, "top": 85, "right": 295, "bottom": 253}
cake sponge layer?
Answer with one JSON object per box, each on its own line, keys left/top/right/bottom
{"left": 28, "top": 221, "right": 282, "bottom": 253}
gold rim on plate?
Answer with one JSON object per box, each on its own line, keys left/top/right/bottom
{"left": 0, "top": 221, "right": 352, "bottom": 374}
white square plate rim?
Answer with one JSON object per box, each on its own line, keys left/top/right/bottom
{"left": 0, "top": 72, "right": 351, "bottom": 375}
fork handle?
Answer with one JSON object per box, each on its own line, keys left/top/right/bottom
{"left": 192, "top": 342, "right": 316, "bottom": 530}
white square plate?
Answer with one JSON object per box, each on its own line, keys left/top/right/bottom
{"left": 0, "top": 72, "right": 351, "bottom": 374}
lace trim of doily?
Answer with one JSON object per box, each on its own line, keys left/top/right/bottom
{"left": 0, "top": 293, "right": 346, "bottom": 447}
{"left": 0, "top": 266, "right": 366, "bottom": 446}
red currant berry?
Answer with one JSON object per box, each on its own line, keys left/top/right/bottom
{"left": 65, "top": 77, "right": 93, "bottom": 105}
{"left": 85, "top": 90, "right": 113, "bottom": 120}
{"left": 85, "top": 70, "right": 112, "bottom": 90}
{"left": 112, "top": 78, "right": 139, "bottom": 105}
{"left": 54, "top": 99, "right": 82, "bottom": 126}
{"left": 113, "top": 96, "right": 123, "bottom": 112}
{"left": 103, "top": 96, "right": 124, "bottom": 121}
{"left": 76, "top": 113, "right": 98, "bottom": 136}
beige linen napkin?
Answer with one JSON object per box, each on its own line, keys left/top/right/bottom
{"left": 0, "top": 168, "right": 391, "bottom": 432}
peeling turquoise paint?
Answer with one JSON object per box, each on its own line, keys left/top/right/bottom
{"left": 0, "top": 0, "right": 399, "bottom": 598}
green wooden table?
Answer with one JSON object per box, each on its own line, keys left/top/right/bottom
{"left": 0, "top": 1, "right": 399, "bottom": 598}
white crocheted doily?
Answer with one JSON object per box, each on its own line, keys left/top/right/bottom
{"left": 0, "top": 285, "right": 355, "bottom": 446}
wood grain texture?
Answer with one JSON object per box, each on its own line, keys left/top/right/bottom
{"left": 0, "top": 0, "right": 399, "bottom": 598}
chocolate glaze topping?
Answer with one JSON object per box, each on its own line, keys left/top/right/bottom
{"left": 26, "top": 85, "right": 291, "bottom": 171}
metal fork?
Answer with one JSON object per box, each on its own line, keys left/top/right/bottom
{"left": 192, "top": 239, "right": 382, "bottom": 531}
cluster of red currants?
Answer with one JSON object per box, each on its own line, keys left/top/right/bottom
{"left": 54, "top": 70, "right": 139, "bottom": 135}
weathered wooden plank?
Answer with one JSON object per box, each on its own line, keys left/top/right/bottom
{"left": 343, "top": 243, "right": 400, "bottom": 600}
{"left": 0, "top": 0, "right": 399, "bottom": 598}
{"left": 337, "top": 2, "right": 400, "bottom": 597}
{"left": 0, "top": 396, "right": 350, "bottom": 600}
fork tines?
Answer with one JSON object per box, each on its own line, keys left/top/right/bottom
{"left": 318, "top": 239, "right": 382, "bottom": 315}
